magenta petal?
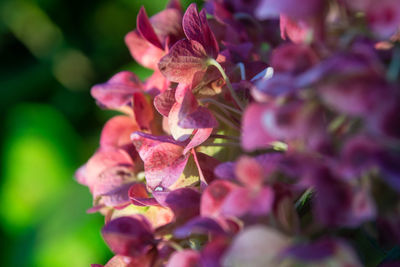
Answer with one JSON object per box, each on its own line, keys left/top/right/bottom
{"left": 166, "top": 250, "right": 201, "bottom": 267}
{"left": 178, "top": 87, "right": 217, "bottom": 129}
{"left": 131, "top": 132, "right": 188, "bottom": 190}
{"left": 179, "top": 106, "right": 218, "bottom": 129}
{"left": 158, "top": 39, "right": 208, "bottom": 85}
{"left": 235, "top": 156, "right": 264, "bottom": 189}
{"left": 154, "top": 88, "right": 176, "bottom": 117}
{"left": 183, "top": 4, "right": 219, "bottom": 58}
{"left": 241, "top": 103, "right": 275, "bottom": 151}
{"left": 125, "top": 30, "right": 165, "bottom": 70}
{"left": 183, "top": 128, "right": 213, "bottom": 154}
{"left": 168, "top": 102, "right": 194, "bottom": 141}
{"left": 144, "top": 69, "right": 169, "bottom": 93}
{"left": 214, "top": 161, "right": 235, "bottom": 180}
{"left": 100, "top": 115, "right": 139, "bottom": 149}
{"left": 85, "top": 148, "right": 134, "bottom": 191}
{"left": 165, "top": 188, "right": 201, "bottom": 224}
{"left": 137, "top": 7, "right": 163, "bottom": 49}
{"left": 129, "top": 183, "right": 160, "bottom": 207}
{"left": 174, "top": 217, "right": 225, "bottom": 238}
{"left": 150, "top": 8, "right": 184, "bottom": 47}
{"left": 201, "top": 180, "right": 238, "bottom": 217}
{"left": 91, "top": 71, "right": 142, "bottom": 109}
{"left": 200, "top": 237, "right": 230, "bottom": 267}
{"left": 132, "top": 92, "right": 154, "bottom": 130}
{"left": 100, "top": 181, "right": 136, "bottom": 208}
{"left": 248, "top": 187, "right": 275, "bottom": 216}
{"left": 102, "top": 216, "right": 154, "bottom": 257}
{"left": 93, "top": 165, "right": 135, "bottom": 198}
{"left": 220, "top": 187, "right": 253, "bottom": 217}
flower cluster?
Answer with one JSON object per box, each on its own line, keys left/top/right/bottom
{"left": 77, "top": 0, "right": 400, "bottom": 266}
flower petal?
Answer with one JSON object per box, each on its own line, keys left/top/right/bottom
{"left": 158, "top": 39, "right": 208, "bottom": 85}
{"left": 91, "top": 71, "right": 142, "bottom": 109}
{"left": 183, "top": 3, "right": 219, "bottom": 58}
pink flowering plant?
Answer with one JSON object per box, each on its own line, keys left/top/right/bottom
{"left": 77, "top": 0, "right": 400, "bottom": 266}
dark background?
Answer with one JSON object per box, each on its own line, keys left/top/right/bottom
{"left": 0, "top": 0, "right": 196, "bottom": 266}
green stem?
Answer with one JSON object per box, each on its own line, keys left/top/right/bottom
{"left": 202, "top": 142, "right": 241, "bottom": 147}
{"left": 209, "top": 134, "right": 240, "bottom": 141}
{"left": 200, "top": 98, "right": 242, "bottom": 115}
{"left": 207, "top": 58, "right": 246, "bottom": 110}
{"left": 213, "top": 112, "right": 241, "bottom": 131}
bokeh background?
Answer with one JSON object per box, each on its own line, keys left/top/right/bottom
{"left": 0, "top": 0, "right": 196, "bottom": 266}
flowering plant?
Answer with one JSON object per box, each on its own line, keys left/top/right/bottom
{"left": 77, "top": 0, "right": 400, "bottom": 266}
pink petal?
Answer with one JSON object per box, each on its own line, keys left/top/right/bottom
{"left": 91, "top": 71, "right": 142, "bottom": 109}
{"left": 241, "top": 103, "right": 275, "bottom": 151}
{"left": 183, "top": 128, "right": 213, "bottom": 154}
{"left": 235, "top": 156, "right": 264, "bottom": 188}
{"left": 166, "top": 250, "right": 201, "bottom": 267}
{"left": 85, "top": 148, "right": 134, "bottom": 191}
{"left": 100, "top": 115, "right": 139, "bottom": 149}
{"left": 128, "top": 183, "right": 160, "bottom": 207}
{"left": 178, "top": 89, "right": 217, "bottom": 129}
{"left": 150, "top": 8, "right": 184, "bottom": 47}
{"left": 125, "top": 30, "right": 165, "bottom": 70}
{"left": 131, "top": 132, "right": 188, "bottom": 191}
{"left": 158, "top": 39, "right": 208, "bottom": 85}
{"left": 183, "top": 4, "right": 219, "bottom": 58}
{"left": 168, "top": 102, "right": 194, "bottom": 141}
{"left": 137, "top": 7, "right": 163, "bottom": 49}
{"left": 144, "top": 69, "right": 169, "bottom": 93}
{"left": 154, "top": 88, "right": 176, "bottom": 117}
{"left": 201, "top": 180, "right": 238, "bottom": 217}
{"left": 132, "top": 93, "right": 154, "bottom": 130}
{"left": 221, "top": 187, "right": 253, "bottom": 217}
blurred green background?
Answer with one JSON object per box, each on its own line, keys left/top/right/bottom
{"left": 0, "top": 0, "right": 195, "bottom": 266}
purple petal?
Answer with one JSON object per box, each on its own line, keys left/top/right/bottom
{"left": 256, "top": 0, "right": 324, "bottom": 19}
{"left": 179, "top": 107, "right": 218, "bottom": 129}
{"left": 282, "top": 239, "right": 335, "bottom": 261}
{"left": 200, "top": 237, "right": 230, "bottom": 267}
{"left": 174, "top": 217, "right": 225, "bottom": 238}
{"left": 102, "top": 216, "right": 154, "bottom": 257}
{"left": 214, "top": 162, "right": 235, "bottom": 180}
{"left": 165, "top": 188, "right": 201, "bottom": 224}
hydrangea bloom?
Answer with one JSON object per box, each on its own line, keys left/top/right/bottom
{"left": 77, "top": 1, "right": 400, "bottom": 266}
